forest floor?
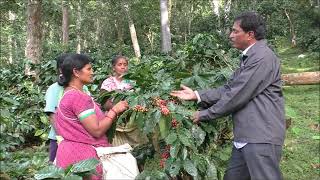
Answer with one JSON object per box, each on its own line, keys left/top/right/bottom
{"left": 278, "top": 45, "right": 319, "bottom": 180}
{"left": 1, "top": 45, "right": 319, "bottom": 180}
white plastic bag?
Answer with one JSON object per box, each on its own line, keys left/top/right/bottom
{"left": 95, "top": 143, "right": 139, "bottom": 180}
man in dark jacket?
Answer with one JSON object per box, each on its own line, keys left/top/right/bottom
{"left": 171, "top": 12, "right": 285, "bottom": 180}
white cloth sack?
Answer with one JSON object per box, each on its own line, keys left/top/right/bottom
{"left": 95, "top": 143, "right": 139, "bottom": 180}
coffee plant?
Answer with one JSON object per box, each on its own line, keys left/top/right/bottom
{"left": 34, "top": 158, "right": 99, "bottom": 179}
{"left": 97, "top": 34, "right": 238, "bottom": 179}
{"left": 1, "top": 33, "right": 237, "bottom": 179}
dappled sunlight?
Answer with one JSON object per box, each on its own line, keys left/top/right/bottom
{"left": 278, "top": 47, "right": 292, "bottom": 54}
{"left": 282, "top": 67, "right": 318, "bottom": 73}
{"left": 279, "top": 48, "right": 320, "bottom": 74}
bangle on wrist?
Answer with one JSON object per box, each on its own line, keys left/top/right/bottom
{"left": 110, "top": 108, "right": 118, "bottom": 116}
{"left": 106, "top": 116, "right": 115, "bottom": 121}
{"left": 105, "top": 115, "right": 113, "bottom": 121}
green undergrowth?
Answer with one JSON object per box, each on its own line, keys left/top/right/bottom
{"left": 279, "top": 47, "right": 319, "bottom": 74}
{"left": 1, "top": 45, "right": 319, "bottom": 180}
{"left": 281, "top": 85, "right": 320, "bottom": 180}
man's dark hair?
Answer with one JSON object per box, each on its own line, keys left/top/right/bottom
{"left": 235, "top": 12, "right": 266, "bottom": 40}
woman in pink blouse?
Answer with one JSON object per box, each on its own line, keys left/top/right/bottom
{"left": 100, "top": 56, "right": 148, "bottom": 148}
{"left": 54, "top": 54, "right": 128, "bottom": 180}
{"left": 100, "top": 55, "right": 134, "bottom": 110}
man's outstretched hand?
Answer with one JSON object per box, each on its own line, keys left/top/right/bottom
{"left": 171, "top": 85, "right": 201, "bottom": 124}
{"left": 170, "top": 85, "right": 197, "bottom": 101}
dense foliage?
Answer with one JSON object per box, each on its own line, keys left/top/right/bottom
{"left": 98, "top": 34, "right": 238, "bottom": 178}
{"left": 35, "top": 158, "right": 99, "bottom": 179}
{"left": 0, "top": 33, "right": 237, "bottom": 178}
{"left": 0, "top": 0, "right": 319, "bottom": 179}
{"left": 1, "top": 0, "right": 319, "bottom": 66}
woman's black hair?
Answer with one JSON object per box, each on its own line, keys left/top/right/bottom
{"left": 111, "top": 55, "right": 128, "bottom": 66}
{"left": 234, "top": 11, "right": 266, "bottom": 40}
{"left": 58, "top": 53, "right": 92, "bottom": 87}
{"left": 56, "top": 53, "right": 69, "bottom": 70}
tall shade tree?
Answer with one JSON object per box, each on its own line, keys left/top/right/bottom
{"left": 160, "top": 0, "right": 172, "bottom": 53}
{"left": 62, "top": 0, "right": 69, "bottom": 49}
{"left": 284, "top": 8, "right": 296, "bottom": 47}
{"left": 94, "top": 1, "right": 102, "bottom": 47}
{"left": 8, "top": 11, "right": 16, "bottom": 64}
{"left": 76, "top": 0, "right": 82, "bottom": 53}
{"left": 110, "top": 0, "right": 125, "bottom": 49}
{"left": 211, "top": 0, "right": 221, "bottom": 28}
{"left": 222, "top": 0, "right": 232, "bottom": 34}
{"left": 25, "top": 0, "right": 42, "bottom": 66}
{"left": 123, "top": 0, "right": 141, "bottom": 58}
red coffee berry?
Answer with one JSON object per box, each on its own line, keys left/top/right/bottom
{"left": 160, "top": 159, "right": 165, "bottom": 168}
{"left": 133, "top": 105, "right": 148, "bottom": 112}
{"left": 161, "top": 107, "right": 170, "bottom": 115}
{"left": 171, "top": 119, "right": 178, "bottom": 128}
{"left": 161, "top": 152, "right": 170, "bottom": 159}
{"left": 154, "top": 98, "right": 167, "bottom": 107}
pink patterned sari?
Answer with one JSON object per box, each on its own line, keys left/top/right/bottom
{"left": 55, "top": 89, "right": 111, "bottom": 180}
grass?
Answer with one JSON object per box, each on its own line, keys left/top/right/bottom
{"left": 281, "top": 85, "right": 320, "bottom": 180}
{"left": 278, "top": 47, "right": 319, "bottom": 74}
{"left": 279, "top": 45, "right": 320, "bottom": 180}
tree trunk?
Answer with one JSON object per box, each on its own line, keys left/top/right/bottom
{"left": 110, "top": 0, "right": 124, "bottom": 47}
{"left": 8, "top": 11, "right": 16, "bottom": 64}
{"left": 62, "top": 0, "right": 69, "bottom": 49}
{"left": 223, "top": 0, "right": 232, "bottom": 35}
{"left": 114, "top": 19, "right": 124, "bottom": 45}
{"left": 160, "top": 0, "right": 172, "bottom": 53}
{"left": 76, "top": 0, "right": 82, "bottom": 53}
{"left": 211, "top": 0, "right": 220, "bottom": 17}
{"left": 95, "top": 17, "right": 100, "bottom": 46}
{"left": 184, "top": 1, "right": 187, "bottom": 43}
{"left": 83, "top": 39, "right": 88, "bottom": 50}
{"left": 25, "top": 0, "right": 42, "bottom": 64}
{"left": 168, "top": 0, "right": 172, "bottom": 21}
{"left": 8, "top": 35, "right": 13, "bottom": 64}
{"left": 25, "top": 0, "right": 42, "bottom": 76}
{"left": 223, "top": 0, "right": 231, "bottom": 18}
{"left": 188, "top": 4, "right": 193, "bottom": 36}
{"left": 284, "top": 8, "right": 296, "bottom": 47}
{"left": 211, "top": 0, "right": 221, "bottom": 28}
{"left": 13, "top": 38, "right": 17, "bottom": 63}
{"left": 146, "top": 28, "right": 155, "bottom": 52}
{"left": 282, "top": 72, "right": 320, "bottom": 85}
{"left": 95, "top": 1, "right": 103, "bottom": 47}
{"left": 123, "top": 0, "right": 141, "bottom": 58}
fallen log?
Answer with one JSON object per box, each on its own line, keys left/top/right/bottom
{"left": 281, "top": 71, "right": 320, "bottom": 85}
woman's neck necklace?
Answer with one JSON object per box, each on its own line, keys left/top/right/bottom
{"left": 115, "top": 75, "right": 123, "bottom": 81}
{"left": 69, "top": 85, "right": 83, "bottom": 92}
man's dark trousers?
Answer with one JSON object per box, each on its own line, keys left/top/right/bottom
{"left": 224, "top": 143, "right": 283, "bottom": 180}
